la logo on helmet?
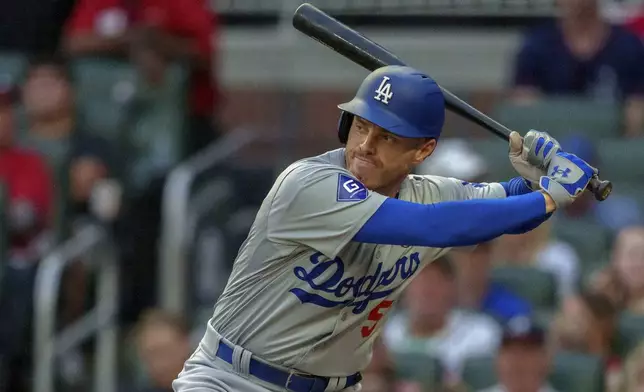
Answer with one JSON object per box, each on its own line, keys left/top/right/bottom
{"left": 374, "top": 76, "right": 393, "bottom": 104}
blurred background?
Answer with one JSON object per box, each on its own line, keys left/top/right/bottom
{"left": 1, "top": 0, "right": 644, "bottom": 391}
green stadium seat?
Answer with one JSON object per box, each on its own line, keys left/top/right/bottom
{"left": 550, "top": 351, "right": 605, "bottom": 392}
{"left": 493, "top": 97, "right": 621, "bottom": 139}
{"left": 597, "top": 139, "right": 644, "bottom": 183}
{"left": 612, "top": 312, "right": 644, "bottom": 358}
{"left": 125, "top": 64, "right": 189, "bottom": 193}
{"left": 463, "top": 351, "right": 605, "bottom": 392}
{"left": 473, "top": 138, "right": 517, "bottom": 182}
{"left": 551, "top": 218, "right": 611, "bottom": 265}
{"left": 71, "top": 58, "right": 139, "bottom": 143}
{"left": 490, "top": 266, "right": 558, "bottom": 310}
{"left": 0, "top": 52, "right": 27, "bottom": 86}
{"left": 391, "top": 351, "right": 443, "bottom": 390}
{"left": 462, "top": 356, "right": 496, "bottom": 390}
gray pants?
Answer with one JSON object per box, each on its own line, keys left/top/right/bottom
{"left": 173, "top": 347, "right": 277, "bottom": 392}
{"left": 173, "top": 326, "right": 362, "bottom": 392}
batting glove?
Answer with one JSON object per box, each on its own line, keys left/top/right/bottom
{"left": 509, "top": 130, "right": 561, "bottom": 189}
{"left": 538, "top": 151, "right": 598, "bottom": 208}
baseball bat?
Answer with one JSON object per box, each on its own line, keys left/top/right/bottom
{"left": 292, "top": 2, "right": 613, "bottom": 202}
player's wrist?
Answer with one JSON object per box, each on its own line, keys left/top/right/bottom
{"left": 539, "top": 190, "right": 557, "bottom": 213}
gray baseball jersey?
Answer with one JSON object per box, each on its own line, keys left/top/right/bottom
{"left": 201, "top": 148, "right": 506, "bottom": 377}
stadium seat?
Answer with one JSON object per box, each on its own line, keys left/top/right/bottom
{"left": 550, "top": 351, "right": 605, "bottom": 392}
{"left": 71, "top": 58, "right": 139, "bottom": 143}
{"left": 596, "top": 139, "right": 644, "bottom": 183}
{"left": 472, "top": 138, "right": 517, "bottom": 182}
{"left": 0, "top": 52, "right": 27, "bottom": 86}
{"left": 490, "top": 266, "right": 558, "bottom": 310}
{"left": 551, "top": 218, "right": 611, "bottom": 266}
{"left": 463, "top": 351, "right": 605, "bottom": 392}
{"left": 391, "top": 351, "right": 443, "bottom": 390}
{"left": 493, "top": 97, "right": 621, "bottom": 139}
{"left": 123, "top": 63, "right": 190, "bottom": 193}
{"left": 613, "top": 183, "right": 644, "bottom": 210}
{"left": 462, "top": 356, "right": 496, "bottom": 390}
{"left": 612, "top": 312, "right": 644, "bottom": 358}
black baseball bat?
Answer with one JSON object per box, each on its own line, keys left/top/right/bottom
{"left": 292, "top": 2, "right": 612, "bottom": 202}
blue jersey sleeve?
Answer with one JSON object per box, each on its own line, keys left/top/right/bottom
{"left": 353, "top": 191, "right": 548, "bottom": 248}
{"left": 499, "top": 177, "right": 551, "bottom": 234}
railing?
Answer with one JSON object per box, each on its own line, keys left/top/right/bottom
{"left": 211, "top": 0, "right": 641, "bottom": 16}
{"left": 158, "top": 129, "right": 259, "bottom": 315}
{"left": 33, "top": 224, "right": 119, "bottom": 392}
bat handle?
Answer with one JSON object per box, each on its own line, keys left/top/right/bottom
{"left": 588, "top": 176, "right": 612, "bottom": 201}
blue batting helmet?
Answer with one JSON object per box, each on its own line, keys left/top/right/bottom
{"left": 337, "top": 65, "right": 445, "bottom": 144}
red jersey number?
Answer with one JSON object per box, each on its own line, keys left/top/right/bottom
{"left": 361, "top": 300, "right": 393, "bottom": 338}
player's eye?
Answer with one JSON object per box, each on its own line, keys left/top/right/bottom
{"left": 382, "top": 134, "right": 396, "bottom": 143}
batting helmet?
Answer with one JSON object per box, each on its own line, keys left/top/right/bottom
{"left": 337, "top": 65, "right": 445, "bottom": 144}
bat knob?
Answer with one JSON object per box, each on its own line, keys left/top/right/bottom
{"left": 588, "top": 177, "right": 612, "bottom": 202}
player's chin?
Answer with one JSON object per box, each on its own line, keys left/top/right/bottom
{"left": 349, "top": 165, "right": 378, "bottom": 188}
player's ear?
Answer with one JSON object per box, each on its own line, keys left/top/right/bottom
{"left": 413, "top": 138, "right": 437, "bottom": 164}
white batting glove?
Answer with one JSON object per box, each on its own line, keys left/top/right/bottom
{"left": 508, "top": 130, "right": 561, "bottom": 189}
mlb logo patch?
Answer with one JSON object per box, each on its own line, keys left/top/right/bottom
{"left": 337, "top": 174, "right": 368, "bottom": 202}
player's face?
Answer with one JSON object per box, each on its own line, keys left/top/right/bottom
{"left": 345, "top": 117, "right": 436, "bottom": 195}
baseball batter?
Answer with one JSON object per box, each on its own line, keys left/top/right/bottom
{"left": 173, "top": 66, "right": 597, "bottom": 392}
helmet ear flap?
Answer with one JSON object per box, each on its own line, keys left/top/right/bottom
{"left": 338, "top": 112, "right": 353, "bottom": 144}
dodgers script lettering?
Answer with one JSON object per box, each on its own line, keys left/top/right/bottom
{"left": 290, "top": 251, "right": 421, "bottom": 314}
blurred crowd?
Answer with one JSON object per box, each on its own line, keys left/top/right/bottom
{"left": 0, "top": 0, "right": 221, "bottom": 390}
{"left": 0, "top": 0, "right": 643, "bottom": 392}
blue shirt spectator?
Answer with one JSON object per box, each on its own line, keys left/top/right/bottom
{"left": 481, "top": 282, "right": 533, "bottom": 324}
{"left": 513, "top": 22, "right": 644, "bottom": 102}
{"left": 510, "top": 0, "right": 644, "bottom": 136}
{"left": 452, "top": 242, "right": 532, "bottom": 325}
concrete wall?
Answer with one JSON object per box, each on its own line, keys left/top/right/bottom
{"left": 218, "top": 26, "right": 525, "bottom": 91}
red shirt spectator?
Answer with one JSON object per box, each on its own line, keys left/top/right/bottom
{"left": 63, "top": 0, "right": 219, "bottom": 117}
{"left": 0, "top": 149, "right": 53, "bottom": 227}
{"left": 0, "top": 96, "right": 53, "bottom": 232}
{"left": 625, "top": 14, "right": 644, "bottom": 41}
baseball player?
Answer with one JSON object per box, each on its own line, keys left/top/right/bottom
{"left": 172, "top": 65, "right": 597, "bottom": 392}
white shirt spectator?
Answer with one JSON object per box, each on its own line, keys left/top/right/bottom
{"left": 534, "top": 239, "right": 580, "bottom": 299}
{"left": 382, "top": 309, "right": 501, "bottom": 379}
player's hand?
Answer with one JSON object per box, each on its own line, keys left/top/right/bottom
{"left": 508, "top": 130, "right": 561, "bottom": 189}
{"left": 538, "top": 151, "right": 598, "bottom": 208}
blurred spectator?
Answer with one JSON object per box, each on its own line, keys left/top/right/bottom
{"left": 361, "top": 338, "right": 399, "bottom": 392}
{"left": 550, "top": 291, "right": 619, "bottom": 390}
{"left": 556, "top": 134, "right": 642, "bottom": 235}
{"left": 20, "top": 54, "right": 118, "bottom": 226}
{"left": 0, "top": 0, "right": 76, "bottom": 54}
{"left": 450, "top": 241, "right": 533, "bottom": 324}
{"left": 624, "top": 3, "right": 644, "bottom": 41}
{"left": 0, "top": 87, "right": 53, "bottom": 261}
{"left": 478, "top": 317, "right": 559, "bottom": 392}
{"left": 493, "top": 221, "right": 580, "bottom": 300}
{"left": 130, "top": 309, "right": 192, "bottom": 392}
{"left": 511, "top": 0, "right": 644, "bottom": 136}
{"left": 615, "top": 340, "right": 644, "bottom": 392}
{"left": 383, "top": 257, "right": 501, "bottom": 385}
{"left": 587, "top": 265, "right": 628, "bottom": 311}
{"left": 62, "top": 0, "right": 221, "bottom": 155}
{"left": 0, "top": 86, "right": 54, "bottom": 392}
{"left": 611, "top": 226, "right": 644, "bottom": 314}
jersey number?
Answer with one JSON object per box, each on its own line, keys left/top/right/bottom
{"left": 361, "top": 300, "right": 393, "bottom": 338}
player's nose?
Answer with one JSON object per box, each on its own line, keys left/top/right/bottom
{"left": 359, "top": 129, "right": 378, "bottom": 153}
